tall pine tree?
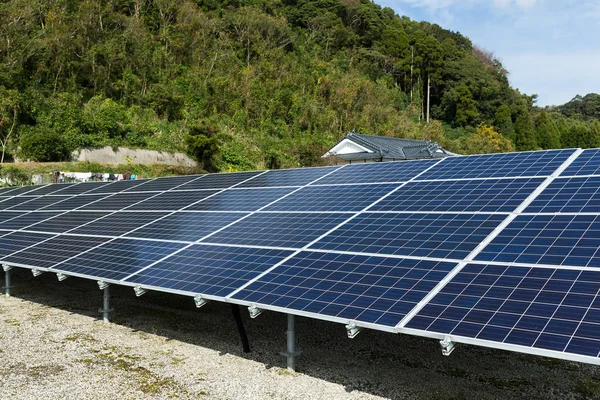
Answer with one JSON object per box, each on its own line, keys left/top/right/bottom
{"left": 494, "top": 104, "right": 515, "bottom": 141}
{"left": 535, "top": 111, "right": 561, "bottom": 149}
{"left": 515, "top": 107, "right": 537, "bottom": 151}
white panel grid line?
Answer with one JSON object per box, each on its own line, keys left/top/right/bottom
{"left": 395, "top": 148, "right": 585, "bottom": 330}
{"left": 117, "top": 164, "right": 349, "bottom": 282}
{"left": 225, "top": 156, "right": 447, "bottom": 300}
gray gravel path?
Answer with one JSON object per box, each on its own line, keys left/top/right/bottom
{"left": 1, "top": 269, "right": 600, "bottom": 400}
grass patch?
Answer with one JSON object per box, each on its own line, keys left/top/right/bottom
{"left": 575, "top": 379, "right": 600, "bottom": 397}
{"left": 4, "top": 318, "right": 20, "bottom": 327}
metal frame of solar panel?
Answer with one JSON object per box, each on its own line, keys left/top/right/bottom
{"left": 5, "top": 148, "right": 600, "bottom": 368}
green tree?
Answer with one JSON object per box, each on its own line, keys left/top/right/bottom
{"left": 494, "top": 104, "right": 514, "bottom": 141}
{"left": 535, "top": 111, "right": 561, "bottom": 149}
{"left": 184, "top": 123, "right": 220, "bottom": 172}
{"left": 0, "top": 87, "right": 19, "bottom": 163}
{"left": 465, "top": 125, "right": 514, "bottom": 154}
{"left": 514, "top": 107, "right": 537, "bottom": 151}
{"left": 19, "top": 126, "right": 70, "bottom": 162}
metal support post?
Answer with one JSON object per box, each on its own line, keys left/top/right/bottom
{"left": 98, "top": 282, "right": 113, "bottom": 323}
{"left": 3, "top": 266, "right": 12, "bottom": 297}
{"left": 280, "top": 314, "right": 302, "bottom": 371}
{"left": 231, "top": 304, "right": 251, "bottom": 353}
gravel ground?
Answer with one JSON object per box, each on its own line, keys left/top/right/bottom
{"left": 1, "top": 269, "right": 600, "bottom": 400}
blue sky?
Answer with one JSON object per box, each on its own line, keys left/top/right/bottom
{"left": 377, "top": 0, "right": 600, "bottom": 106}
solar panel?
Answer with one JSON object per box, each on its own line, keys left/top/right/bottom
{"left": 125, "top": 212, "right": 248, "bottom": 242}
{"left": 310, "top": 213, "right": 506, "bottom": 259}
{"left": 405, "top": 263, "right": 600, "bottom": 357}
{"left": 25, "top": 184, "right": 76, "bottom": 196}
{"left": 371, "top": 178, "right": 544, "bottom": 213}
{"left": 24, "top": 211, "right": 109, "bottom": 233}
{"left": 123, "top": 175, "right": 203, "bottom": 192}
{"left": 5, "top": 186, "right": 49, "bottom": 196}
{"left": 236, "top": 166, "right": 340, "bottom": 188}
{"left": 0, "top": 196, "right": 40, "bottom": 210}
{"left": 41, "top": 194, "right": 110, "bottom": 211}
{"left": 561, "top": 149, "right": 600, "bottom": 177}
{"left": 8, "top": 195, "right": 72, "bottom": 211}
{"left": 123, "top": 244, "right": 293, "bottom": 297}
{"left": 264, "top": 184, "right": 399, "bottom": 212}
{"left": 175, "top": 171, "right": 263, "bottom": 190}
{"left": 0, "top": 211, "right": 26, "bottom": 224}
{"left": 232, "top": 251, "right": 457, "bottom": 326}
{"left": 314, "top": 159, "right": 439, "bottom": 185}
{"left": 0, "top": 211, "right": 62, "bottom": 231}
{"left": 84, "top": 179, "right": 152, "bottom": 194}
{"left": 0, "top": 231, "right": 55, "bottom": 257}
{"left": 417, "top": 149, "right": 576, "bottom": 181}
{"left": 1, "top": 235, "right": 110, "bottom": 269}
{"left": 525, "top": 177, "right": 600, "bottom": 213}
{"left": 53, "top": 238, "right": 187, "bottom": 281}
{"left": 201, "top": 212, "right": 354, "bottom": 248}
{"left": 127, "top": 190, "right": 220, "bottom": 211}
{"left": 0, "top": 186, "right": 22, "bottom": 196}
{"left": 475, "top": 214, "right": 600, "bottom": 267}
{"left": 78, "top": 192, "right": 156, "bottom": 211}
{"left": 48, "top": 181, "right": 113, "bottom": 195}
{"left": 185, "top": 188, "right": 296, "bottom": 212}
{"left": 68, "top": 212, "right": 169, "bottom": 237}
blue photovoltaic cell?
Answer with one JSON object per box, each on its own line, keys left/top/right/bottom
{"left": 314, "top": 159, "right": 440, "bottom": 185}
{"left": 0, "top": 196, "right": 39, "bottom": 210}
{"left": 561, "top": 149, "right": 600, "bottom": 177}
{"left": 233, "top": 251, "right": 457, "bottom": 326}
{"left": 54, "top": 238, "right": 187, "bottom": 281}
{"left": 124, "top": 175, "right": 203, "bottom": 192}
{"left": 0, "top": 212, "right": 25, "bottom": 224}
{"left": 84, "top": 179, "right": 151, "bottom": 194}
{"left": 128, "top": 190, "right": 219, "bottom": 211}
{"left": 1, "top": 235, "right": 109, "bottom": 269}
{"left": 371, "top": 178, "right": 544, "bottom": 213}
{"left": 41, "top": 194, "right": 111, "bottom": 211}
{"left": 4, "top": 186, "right": 48, "bottom": 196}
{"left": 49, "top": 181, "right": 113, "bottom": 195}
{"left": 69, "top": 211, "right": 168, "bottom": 237}
{"left": 25, "top": 211, "right": 108, "bottom": 233}
{"left": 125, "top": 212, "right": 248, "bottom": 242}
{"left": 0, "top": 211, "right": 62, "bottom": 231}
{"left": 417, "top": 149, "right": 575, "bottom": 181}
{"left": 264, "top": 184, "right": 399, "bottom": 212}
{"left": 476, "top": 214, "right": 600, "bottom": 268}
{"left": 310, "top": 213, "right": 506, "bottom": 259}
{"left": 8, "top": 195, "right": 72, "bottom": 211}
{"left": 175, "top": 171, "right": 262, "bottom": 190}
{"left": 27, "top": 183, "right": 76, "bottom": 196}
{"left": 0, "top": 187, "right": 21, "bottom": 196}
{"left": 406, "top": 264, "right": 600, "bottom": 357}
{"left": 0, "top": 231, "right": 55, "bottom": 258}
{"left": 186, "top": 188, "right": 296, "bottom": 211}
{"left": 201, "top": 212, "right": 353, "bottom": 249}
{"left": 525, "top": 177, "right": 600, "bottom": 213}
{"left": 124, "top": 244, "right": 293, "bottom": 297}
{"left": 78, "top": 192, "right": 156, "bottom": 210}
{"left": 236, "top": 166, "right": 340, "bottom": 188}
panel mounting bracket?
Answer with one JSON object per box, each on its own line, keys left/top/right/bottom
{"left": 248, "top": 304, "right": 262, "bottom": 318}
{"left": 97, "top": 281, "right": 110, "bottom": 290}
{"left": 345, "top": 322, "right": 362, "bottom": 339}
{"left": 194, "top": 295, "right": 208, "bottom": 308}
{"left": 31, "top": 269, "right": 43, "bottom": 277}
{"left": 440, "top": 335, "right": 455, "bottom": 356}
{"left": 133, "top": 285, "right": 147, "bottom": 297}
{"left": 56, "top": 273, "right": 68, "bottom": 282}
{"left": 2, "top": 264, "right": 12, "bottom": 272}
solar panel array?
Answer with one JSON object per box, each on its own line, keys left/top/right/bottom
{"left": 5, "top": 147, "right": 600, "bottom": 365}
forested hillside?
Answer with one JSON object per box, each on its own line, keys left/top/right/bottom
{"left": 0, "top": 0, "right": 598, "bottom": 171}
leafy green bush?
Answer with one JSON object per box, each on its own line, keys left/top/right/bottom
{"left": 19, "top": 126, "right": 70, "bottom": 162}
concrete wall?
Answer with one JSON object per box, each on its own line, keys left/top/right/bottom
{"left": 72, "top": 147, "right": 196, "bottom": 167}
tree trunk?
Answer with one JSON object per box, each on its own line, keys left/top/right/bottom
{"left": 1, "top": 107, "right": 17, "bottom": 164}
{"left": 410, "top": 46, "right": 414, "bottom": 103}
{"left": 426, "top": 71, "right": 431, "bottom": 123}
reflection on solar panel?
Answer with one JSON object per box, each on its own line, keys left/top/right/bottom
{"left": 264, "top": 184, "right": 399, "bottom": 212}
{"left": 25, "top": 211, "right": 109, "bottom": 233}
{"left": 314, "top": 159, "right": 439, "bottom": 185}
{"left": 175, "top": 171, "right": 262, "bottom": 190}
{"left": 371, "top": 178, "right": 544, "bottom": 213}
{"left": 525, "top": 177, "right": 600, "bottom": 213}
{"left": 54, "top": 239, "right": 187, "bottom": 281}
{"left": 186, "top": 188, "right": 296, "bottom": 211}
{"left": 233, "top": 252, "right": 457, "bottom": 326}
{"left": 69, "top": 212, "right": 168, "bottom": 236}
{"left": 201, "top": 212, "right": 354, "bottom": 248}
{"left": 126, "top": 211, "right": 248, "bottom": 242}
{"left": 0, "top": 211, "right": 62, "bottom": 230}
{"left": 417, "top": 149, "right": 575, "bottom": 181}
{"left": 124, "top": 244, "right": 293, "bottom": 297}
{"left": 406, "top": 264, "right": 600, "bottom": 357}
{"left": 311, "top": 213, "right": 505, "bottom": 259}
{"left": 561, "top": 149, "right": 600, "bottom": 177}
{"left": 237, "top": 166, "right": 339, "bottom": 188}
{"left": 475, "top": 214, "right": 600, "bottom": 267}
{"left": 2, "top": 235, "right": 109, "bottom": 269}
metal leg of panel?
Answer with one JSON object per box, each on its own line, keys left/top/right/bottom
{"left": 3, "top": 267, "right": 12, "bottom": 297}
{"left": 98, "top": 284, "right": 113, "bottom": 323}
{"left": 280, "top": 314, "right": 302, "bottom": 372}
{"left": 231, "top": 304, "right": 251, "bottom": 353}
